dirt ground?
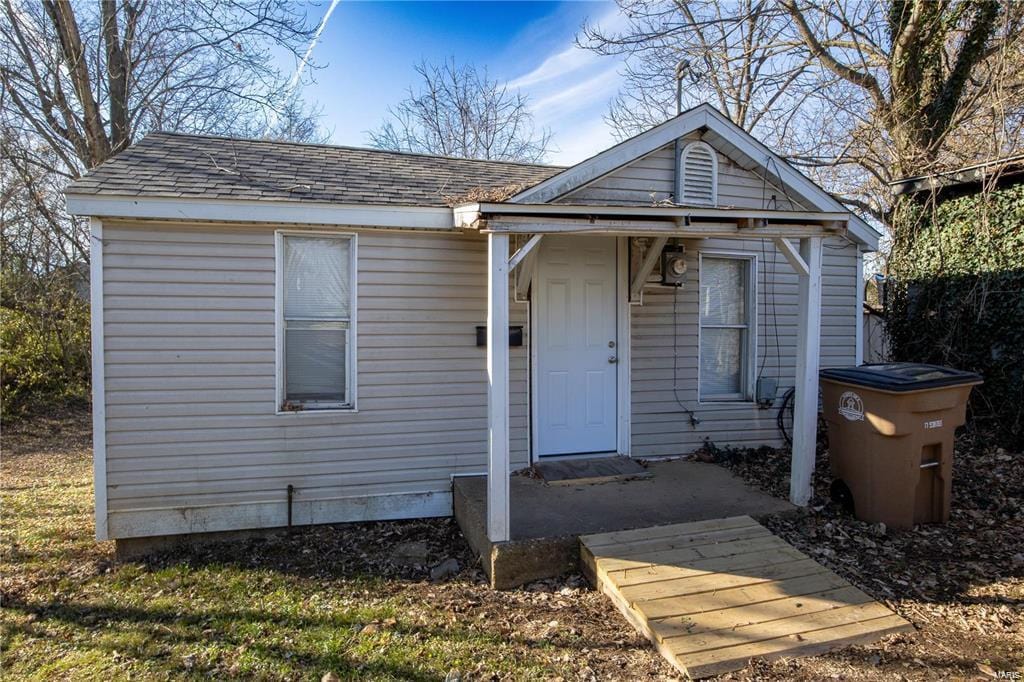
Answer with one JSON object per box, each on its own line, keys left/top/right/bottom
{"left": 2, "top": 410, "right": 1022, "bottom": 680}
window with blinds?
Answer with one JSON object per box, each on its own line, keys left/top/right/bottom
{"left": 699, "top": 255, "right": 753, "bottom": 401}
{"left": 278, "top": 233, "right": 355, "bottom": 410}
{"left": 679, "top": 141, "right": 718, "bottom": 206}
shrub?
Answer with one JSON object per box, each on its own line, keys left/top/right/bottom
{"left": 0, "top": 270, "right": 91, "bottom": 419}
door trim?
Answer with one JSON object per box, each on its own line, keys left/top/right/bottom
{"left": 528, "top": 236, "right": 631, "bottom": 462}
{"left": 616, "top": 237, "right": 632, "bottom": 456}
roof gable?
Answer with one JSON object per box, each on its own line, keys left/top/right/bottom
{"left": 557, "top": 132, "right": 807, "bottom": 212}
{"left": 511, "top": 104, "right": 879, "bottom": 249}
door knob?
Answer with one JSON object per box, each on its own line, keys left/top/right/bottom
{"left": 608, "top": 355, "right": 618, "bottom": 364}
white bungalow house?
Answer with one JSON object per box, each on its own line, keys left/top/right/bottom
{"left": 66, "top": 104, "right": 878, "bottom": 553}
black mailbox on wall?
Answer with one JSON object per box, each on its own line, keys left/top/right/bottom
{"left": 476, "top": 325, "right": 523, "bottom": 347}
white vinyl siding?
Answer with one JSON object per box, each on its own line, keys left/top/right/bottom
{"left": 99, "top": 223, "right": 529, "bottom": 539}
{"left": 631, "top": 235, "right": 859, "bottom": 456}
{"left": 277, "top": 232, "right": 355, "bottom": 410}
{"left": 559, "top": 135, "right": 805, "bottom": 210}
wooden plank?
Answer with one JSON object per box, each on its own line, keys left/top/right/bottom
{"left": 587, "top": 553, "right": 693, "bottom": 679}
{"left": 586, "top": 523, "right": 773, "bottom": 557}
{"left": 582, "top": 515, "right": 757, "bottom": 548}
{"left": 790, "top": 236, "right": 823, "bottom": 506}
{"left": 620, "top": 559, "right": 829, "bottom": 604}
{"left": 486, "top": 233, "right": 510, "bottom": 542}
{"left": 507, "top": 234, "right": 542, "bottom": 271}
{"left": 587, "top": 532, "right": 784, "bottom": 570}
{"left": 649, "top": 585, "right": 874, "bottom": 641}
{"left": 669, "top": 601, "right": 898, "bottom": 655}
{"left": 581, "top": 517, "right": 910, "bottom": 678}
{"left": 639, "top": 570, "right": 853, "bottom": 620}
{"left": 610, "top": 543, "right": 809, "bottom": 588}
{"left": 682, "top": 615, "right": 911, "bottom": 679}
{"left": 773, "top": 237, "right": 809, "bottom": 276}
{"left": 630, "top": 236, "right": 668, "bottom": 302}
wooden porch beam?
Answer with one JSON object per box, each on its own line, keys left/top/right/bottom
{"left": 484, "top": 217, "right": 837, "bottom": 240}
{"left": 507, "top": 234, "right": 542, "bottom": 272}
{"left": 630, "top": 236, "right": 668, "bottom": 303}
{"left": 463, "top": 201, "right": 850, "bottom": 223}
{"left": 773, "top": 237, "right": 809, "bottom": 277}
{"left": 487, "top": 217, "right": 672, "bottom": 233}
{"left": 487, "top": 233, "right": 511, "bottom": 542}
{"left": 790, "top": 236, "right": 823, "bottom": 507}
{"left": 515, "top": 247, "right": 539, "bottom": 300}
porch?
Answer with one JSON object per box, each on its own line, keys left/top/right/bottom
{"left": 453, "top": 458, "right": 794, "bottom": 588}
{"left": 459, "top": 200, "right": 839, "bottom": 550}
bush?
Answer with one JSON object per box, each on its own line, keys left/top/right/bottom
{"left": 0, "top": 270, "right": 91, "bottom": 419}
{"left": 888, "top": 183, "right": 1024, "bottom": 449}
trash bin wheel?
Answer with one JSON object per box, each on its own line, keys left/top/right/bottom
{"left": 830, "top": 479, "right": 855, "bottom": 514}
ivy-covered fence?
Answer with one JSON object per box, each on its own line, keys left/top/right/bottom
{"left": 888, "top": 183, "right": 1024, "bottom": 449}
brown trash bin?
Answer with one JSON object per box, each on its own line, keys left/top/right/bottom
{"left": 820, "top": 363, "right": 982, "bottom": 530}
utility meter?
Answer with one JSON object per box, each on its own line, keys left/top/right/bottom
{"left": 661, "top": 244, "right": 687, "bottom": 286}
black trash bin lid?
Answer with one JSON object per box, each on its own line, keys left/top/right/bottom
{"left": 820, "top": 363, "right": 982, "bottom": 392}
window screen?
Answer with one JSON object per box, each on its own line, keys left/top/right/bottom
{"left": 699, "top": 257, "right": 751, "bottom": 401}
{"left": 281, "top": 235, "right": 353, "bottom": 408}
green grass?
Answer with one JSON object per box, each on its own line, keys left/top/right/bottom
{"left": 0, "top": 434, "right": 657, "bottom": 680}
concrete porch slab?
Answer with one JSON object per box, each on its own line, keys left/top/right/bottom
{"left": 453, "top": 458, "right": 795, "bottom": 589}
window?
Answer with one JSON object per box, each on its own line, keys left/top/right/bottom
{"left": 699, "top": 255, "right": 754, "bottom": 401}
{"left": 679, "top": 141, "right": 718, "bottom": 206}
{"left": 276, "top": 232, "right": 356, "bottom": 411}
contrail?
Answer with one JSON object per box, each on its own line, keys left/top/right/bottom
{"left": 267, "top": 0, "right": 342, "bottom": 131}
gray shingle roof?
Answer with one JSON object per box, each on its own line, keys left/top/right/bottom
{"left": 65, "top": 132, "right": 564, "bottom": 207}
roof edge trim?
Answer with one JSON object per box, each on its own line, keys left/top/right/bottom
{"left": 65, "top": 194, "right": 456, "bottom": 230}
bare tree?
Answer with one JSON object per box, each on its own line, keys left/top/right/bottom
{"left": 1, "top": 0, "right": 330, "bottom": 411}
{"left": 369, "top": 59, "right": 552, "bottom": 163}
{"left": 1, "top": 0, "right": 325, "bottom": 267}
{"left": 580, "top": 0, "right": 1024, "bottom": 227}
{"left": 582, "top": 1, "right": 818, "bottom": 144}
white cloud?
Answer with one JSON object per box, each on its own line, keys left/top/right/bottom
{"left": 508, "top": 45, "right": 595, "bottom": 91}
{"left": 508, "top": 4, "right": 627, "bottom": 164}
{"left": 531, "top": 64, "right": 621, "bottom": 120}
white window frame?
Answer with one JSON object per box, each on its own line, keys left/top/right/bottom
{"left": 275, "top": 229, "right": 358, "bottom": 414}
{"left": 678, "top": 140, "right": 719, "bottom": 207}
{"left": 697, "top": 251, "right": 757, "bottom": 403}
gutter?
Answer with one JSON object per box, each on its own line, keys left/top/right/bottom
{"left": 64, "top": 193, "right": 457, "bottom": 231}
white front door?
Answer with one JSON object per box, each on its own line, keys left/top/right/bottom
{"left": 534, "top": 235, "right": 618, "bottom": 457}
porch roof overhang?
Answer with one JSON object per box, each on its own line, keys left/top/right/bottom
{"left": 453, "top": 202, "right": 850, "bottom": 240}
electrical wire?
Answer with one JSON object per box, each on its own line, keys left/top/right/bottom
{"left": 672, "top": 283, "right": 700, "bottom": 427}
{"left": 778, "top": 387, "right": 795, "bottom": 445}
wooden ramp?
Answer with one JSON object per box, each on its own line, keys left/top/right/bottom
{"left": 580, "top": 516, "right": 912, "bottom": 679}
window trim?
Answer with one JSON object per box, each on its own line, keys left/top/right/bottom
{"left": 678, "top": 140, "right": 719, "bottom": 207}
{"left": 697, "top": 251, "right": 757, "bottom": 404}
{"left": 275, "top": 229, "right": 358, "bottom": 414}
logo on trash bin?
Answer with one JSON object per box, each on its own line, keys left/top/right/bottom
{"left": 838, "top": 391, "right": 864, "bottom": 421}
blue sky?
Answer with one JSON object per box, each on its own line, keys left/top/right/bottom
{"left": 290, "top": 1, "right": 627, "bottom": 164}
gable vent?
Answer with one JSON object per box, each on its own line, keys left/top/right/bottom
{"left": 679, "top": 141, "right": 718, "bottom": 206}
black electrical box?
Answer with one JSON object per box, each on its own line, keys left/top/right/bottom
{"left": 476, "top": 325, "right": 523, "bottom": 347}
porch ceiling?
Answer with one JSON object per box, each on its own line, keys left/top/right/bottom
{"left": 453, "top": 201, "right": 849, "bottom": 240}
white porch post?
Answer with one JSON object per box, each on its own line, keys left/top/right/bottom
{"left": 790, "top": 236, "right": 823, "bottom": 506}
{"left": 487, "top": 233, "right": 511, "bottom": 542}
